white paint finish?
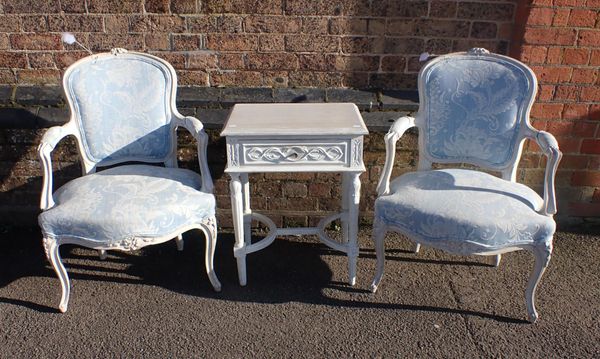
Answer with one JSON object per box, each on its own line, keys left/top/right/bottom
{"left": 38, "top": 49, "right": 221, "bottom": 312}
{"left": 221, "top": 103, "right": 368, "bottom": 136}
{"left": 371, "top": 49, "right": 562, "bottom": 323}
{"left": 223, "top": 103, "right": 368, "bottom": 286}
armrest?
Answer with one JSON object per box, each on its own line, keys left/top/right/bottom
{"left": 528, "top": 130, "right": 562, "bottom": 216}
{"left": 173, "top": 115, "right": 214, "bottom": 193}
{"left": 376, "top": 116, "right": 416, "bottom": 196}
{"left": 38, "top": 125, "right": 74, "bottom": 210}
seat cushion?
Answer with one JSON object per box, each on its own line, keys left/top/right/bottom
{"left": 375, "top": 169, "right": 555, "bottom": 253}
{"left": 39, "top": 164, "right": 215, "bottom": 245}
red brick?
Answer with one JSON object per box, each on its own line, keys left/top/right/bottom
{"left": 206, "top": 34, "right": 258, "bottom": 51}
{"left": 55, "top": 51, "right": 88, "bottom": 69}
{"left": 88, "top": 33, "right": 144, "bottom": 51}
{"left": 87, "top": 0, "right": 143, "bottom": 13}
{"left": 171, "top": 0, "right": 198, "bottom": 13}
{"left": 531, "top": 103, "right": 564, "bottom": 119}
{"left": 581, "top": 139, "right": 600, "bottom": 153}
{"left": 217, "top": 53, "right": 245, "bottom": 70}
{"left": 210, "top": 70, "right": 263, "bottom": 86}
{"left": 556, "top": 137, "right": 583, "bottom": 153}
{"left": 528, "top": 8, "right": 554, "bottom": 25}
{"left": 532, "top": 66, "right": 572, "bottom": 83}
{"left": 187, "top": 52, "right": 218, "bottom": 70}
{"left": 553, "top": 8, "right": 570, "bottom": 26}
{"left": 28, "top": 53, "right": 55, "bottom": 69}
{"left": 48, "top": 15, "right": 104, "bottom": 32}
{"left": 3, "top": 1, "right": 59, "bottom": 13}
{"left": 563, "top": 103, "right": 590, "bottom": 119}
{"left": 521, "top": 45, "right": 547, "bottom": 63}
{"left": 568, "top": 9, "right": 597, "bottom": 27}
{"left": 523, "top": 28, "right": 576, "bottom": 46}
{"left": 262, "top": 71, "right": 288, "bottom": 87}
{"left": 554, "top": 85, "right": 580, "bottom": 101}
{"left": 244, "top": 15, "right": 301, "bottom": 33}
{"left": 282, "top": 182, "right": 308, "bottom": 197}
{"left": 298, "top": 54, "right": 337, "bottom": 71}
{"left": 145, "top": 0, "right": 170, "bottom": 13}
{"left": 578, "top": 30, "right": 600, "bottom": 47}
{"left": 247, "top": 53, "right": 298, "bottom": 70}
{"left": 16, "top": 69, "right": 61, "bottom": 85}
{"left": 329, "top": 18, "right": 368, "bottom": 35}
{"left": 560, "top": 155, "right": 589, "bottom": 169}
{"left": 573, "top": 121, "right": 598, "bottom": 137}
{"left": 546, "top": 47, "right": 562, "bottom": 64}
{"left": 591, "top": 50, "right": 600, "bottom": 66}
{"left": 563, "top": 48, "right": 590, "bottom": 65}
{"left": 177, "top": 70, "right": 209, "bottom": 86}
{"left": 301, "top": 16, "right": 329, "bottom": 34}
{"left": 145, "top": 34, "right": 170, "bottom": 50}
{"left": 555, "top": 0, "right": 586, "bottom": 5}
{"left": 285, "top": 35, "right": 339, "bottom": 53}
{"left": 572, "top": 68, "right": 598, "bottom": 84}
{"left": 581, "top": 87, "right": 600, "bottom": 101}
{"left": 259, "top": 34, "right": 285, "bottom": 52}
{"left": 538, "top": 85, "right": 555, "bottom": 101}
{"left": 571, "top": 171, "right": 600, "bottom": 186}
{"left": 340, "top": 56, "right": 379, "bottom": 71}
{"left": 547, "top": 121, "right": 573, "bottom": 136}
{"left": 10, "top": 34, "right": 61, "bottom": 50}
{"left": 104, "top": 15, "right": 130, "bottom": 32}
{"left": 0, "top": 53, "right": 27, "bottom": 68}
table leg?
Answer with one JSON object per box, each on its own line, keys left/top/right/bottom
{"left": 230, "top": 173, "right": 247, "bottom": 286}
{"left": 341, "top": 173, "right": 350, "bottom": 244}
{"left": 241, "top": 173, "right": 252, "bottom": 245}
{"left": 347, "top": 172, "right": 361, "bottom": 286}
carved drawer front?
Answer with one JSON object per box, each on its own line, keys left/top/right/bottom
{"left": 241, "top": 140, "right": 349, "bottom": 166}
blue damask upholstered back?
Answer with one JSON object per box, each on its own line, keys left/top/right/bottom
{"left": 420, "top": 55, "right": 534, "bottom": 168}
{"left": 65, "top": 54, "right": 174, "bottom": 166}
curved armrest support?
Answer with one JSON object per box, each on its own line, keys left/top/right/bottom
{"left": 376, "top": 116, "right": 416, "bottom": 196}
{"left": 529, "top": 130, "right": 562, "bottom": 216}
{"left": 38, "top": 125, "right": 75, "bottom": 210}
{"left": 173, "top": 115, "right": 214, "bottom": 193}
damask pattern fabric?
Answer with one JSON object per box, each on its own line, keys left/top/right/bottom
{"left": 375, "top": 169, "right": 555, "bottom": 253}
{"left": 65, "top": 56, "right": 172, "bottom": 165}
{"left": 39, "top": 165, "right": 215, "bottom": 244}
{"left": 424, "top": 58, "right": 530, "bottom": 167}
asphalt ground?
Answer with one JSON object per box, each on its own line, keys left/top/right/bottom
{"left": 1, "top": 226, "right": 599, "bottom": 358}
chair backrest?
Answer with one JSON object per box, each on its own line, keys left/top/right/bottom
{"left": 63, "top": 49, "right": 178, "bottom": 170}
{"left": 415, "top": 48, "right": 537, "bottom": 180}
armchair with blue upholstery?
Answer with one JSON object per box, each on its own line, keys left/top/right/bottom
{"left": 38, "top": 49, "right": 221, "bottom": 312}
{"left": 370, "top": 48, "right": 562, "bottom": 322}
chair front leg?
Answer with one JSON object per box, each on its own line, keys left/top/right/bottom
{"left": 43, "top": 237, "right": 71, "bottom": 313}
{"left": 370, "top": 216, "right": 387, "bottom": 293}
{"left": 200, "top": 216, "right": 221, "bottom": 292}
{"left": 526, "top": 241, "right": 552, "bottom": 323}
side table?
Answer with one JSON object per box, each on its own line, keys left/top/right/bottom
{"left": 221, "top": 103, "right": 368, "bottom": 286}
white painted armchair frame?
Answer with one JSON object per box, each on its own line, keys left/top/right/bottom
{"left": 371, "top": 49, "right": 562, "bottom": 323}
{"left": 38, "top": 49, "right": 220, "bottom": 312}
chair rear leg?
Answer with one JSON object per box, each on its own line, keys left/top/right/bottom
{"left": 526, "top": 241, "right": 552, "bottom": 323}
{"left": 200, "top": 217, "right": 221, "bottom": 292}
{"left": 43, "top": 237, "right": 70, "bottom": 313}
{"left": 370, "top": 217, "right": 387, "bottom": 293}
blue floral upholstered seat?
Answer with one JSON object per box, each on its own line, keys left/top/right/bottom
{"left": 38, "top": 49, "right": 221, "bottom": 312}
{"left": 370, "top": 48, "right": 562, "bottom": 323}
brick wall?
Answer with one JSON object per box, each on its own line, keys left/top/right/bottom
{"left": 0, "top": 0, "right": 598, "bottom": 228}
{"left": 511, "top": 0, "right": 600, "bottom": 224}
{"left": 0, "top": 0, "right": 516, "bottom": 88}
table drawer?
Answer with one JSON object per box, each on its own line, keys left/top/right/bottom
{"left": 242, "top": 140, "right": 348, "bottom": 166}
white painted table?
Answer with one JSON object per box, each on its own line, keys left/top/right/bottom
{"left": 221, "top": 103, "right": 368, "bottom": 286}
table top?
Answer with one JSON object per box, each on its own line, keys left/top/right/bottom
{"left": 221, "top": 103, "right": 368, "bottom": 137}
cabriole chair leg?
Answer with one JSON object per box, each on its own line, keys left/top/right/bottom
{"left": 201, "top": 217, "right": 221, "bottom": 292}
{"left": 43, "top": 237, "right": 71, "bottom": 313}
{"left": 370, "top": 217, "right": 387, "bottom": 293}
{"left": 525, "top": 242, "right": 552, "bottom": 323}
